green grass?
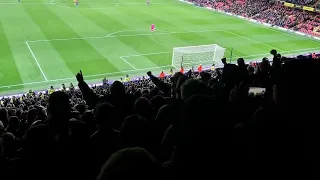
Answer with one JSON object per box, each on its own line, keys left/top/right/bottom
{"left": 0, "top": 0, "right": 320, "bottom": 96}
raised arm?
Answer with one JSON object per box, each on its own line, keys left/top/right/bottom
{"left": 147, "top": 71, "right": 171, "bottom": 96}
{"left": 76, "top": 70, "right": 99, "bottom": 109}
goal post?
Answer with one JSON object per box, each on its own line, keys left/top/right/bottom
{"left": 171, "top": 44, "right": 226, "bottom": 70}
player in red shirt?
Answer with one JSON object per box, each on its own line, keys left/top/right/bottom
{"left": 197, "top": 64, "right": 202, "bottom": 72}
{"left": 151, "top": 24, "right": 155, "bottom": 32}
{"left": 159, "top": 71, "right": 165, "bottom": 78}
{"left": 180, "top": 66, "right": 184, "bottom": 74}
{"left": 150, "top": 23, "right": 158, "bottom": 43}
{"left": 312, "top": 52, "right": 316, "bottom": 59}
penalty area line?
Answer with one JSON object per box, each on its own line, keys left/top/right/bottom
{"left": 26, "top": 29, "right": 229, "bottom": 43}
{"left": 120, "top": 51, "right": 171, "bottom": 58}
{"left": 225, "top": 30, "right": 282, "bottom": 51}
{"left": 119, "top": 47, "right": 320, "bottom": 60}
{"left": 25, "top": 41, "right": 48, "bottom": 82}
{"left": 120, "top": 57, "right": 138, "bottom": 70}
{"left": 1, "top": 47, "right": 319, "bottom": 89}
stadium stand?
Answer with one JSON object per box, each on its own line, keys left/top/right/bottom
{"left": 189, "top": 0, "right": 320, "bottom": 37}
{"left": 0, "top": 49, "right": 320, "bottom": 180}
{"left": 1, "top": 1, "right": 320, "bottom": 179}
{"left": 282, "top": 0, "right": 318, "bottom": 6}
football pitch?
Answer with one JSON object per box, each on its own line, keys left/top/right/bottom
{"left": 0, "top": 0, "right": 320, "bottom": 95}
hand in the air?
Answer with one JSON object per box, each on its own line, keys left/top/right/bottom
{"left": 76, "top": 70, "right": 84, "bottom": 83}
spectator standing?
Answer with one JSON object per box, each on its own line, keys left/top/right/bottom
{"left": 197, "top": 64, "right": 202, "bottom": 72}
{"left": 160, "top": 71, "right": 165, "bottom": 78}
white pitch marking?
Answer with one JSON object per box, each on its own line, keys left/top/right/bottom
{"left": 2, "top": 0, "right": 320, "bottom": 44}
{"left": 239, "top": 18, "right": 320, "bottom": 44}
{"left": 0, "top": 2, "right": 51, "bottom": 4}
{"left": 26, "top": 36, "right": 106, "bottom": 43}
{"left": 26, "top": 29, "right": 227, "bottom": 43}
{"left": 0, "top": 2, "right": 177, "bottom": 5}
{"left": 120, "top": 48, "right": 320, "bottom": 61}
{"left": 103, "top": 29, "right": 226, "bottom": 38}
{"left": 228, "top": 48, "right": 320, "bottom": 60}
{"left": 105, "top": 29, "right": 171, "bottom": 37}
{"left": 120, "top": 51, "right": 171, "bottom": 58}
{"left": 120, "top": 47, "right": 320, "bottom": 59}
{"left": 23, "top": 26, "right": 320, "bottom": 86}
{"left": 105, "top": 29, "right": 150, "bottom": 37}
{"left": 0, "top": 65, "right": 174, "bottom": 89}
{"left": 49, "top": 0, "right": 120, "bottom": 10}
{"left": 120, "top": 57, "right": 138, "bottom": 70}
{"left": 47, "top": 0, "right": 177, "bottom": 10}
{"left": 1, "top": 48, "right": 319, "bottom": 89}
{"left": 1, "top": 1, "right": 318, "bottom": 91}
{"left": 225, "top": 30, "right": 282, "bottom": 51}
{"left": 25, "top": 41, "right": 48, "bottom": 82}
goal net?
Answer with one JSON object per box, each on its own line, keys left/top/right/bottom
{"left": 172, "top": 44, "right": 226, "bottom": 71}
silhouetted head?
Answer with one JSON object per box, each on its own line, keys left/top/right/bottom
{"left": 170, "top": 72, "right": 183, "bottom": 87}
{"left": 181, "top": 79, "right": 210, "bottom": 100}
{"left": 97, "top": 147, "right": 162, "bottom": 180}
{"left": 0, "top": 121, "right": 5, "bottom": 136}
{"left": 7, "top": 116, "right": 20, "bottom": 130}
{"left": 178, "top": 95, "right": 226, "bottom": 145}
{"left": 0, "top": 108, "right": 8, "bottom": 127}
{"left": 95, "top": 102, "right": 115, "bottom": 129}
{"left": 110, "top": 81, "right": 125, "bottom": 96}
{"left": 175, "top": 75, "right": 189, "bottom": 99}
{"left": 48, "top": 91, "right": 70, "bottom": 125}
{"left": 133, "top": 97, "right": 152, "bottom": 119}
{"left": 119, "top": 115, "right": 149, "bottom": 149}
{"left": 155, "top": 104, "right": 177, "bottom": 131}
{"left": 237, "top": 58, "right": 245, "bottom": 66}
{"left": 221, "top": 58, "right": 227, "bottom": 65}
{"left": 27, "top": 108, "right": 37, "bottom": 125}
{"left": 150, "top": 95, "right": 166, "bottom": 112}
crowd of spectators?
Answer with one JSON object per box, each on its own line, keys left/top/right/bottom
{"left": 0, "top": 49, "right": 320, "bottom": 180}
{"left": 1, "top": 1, "right": 320, "bottom": 179}
{"left": 283, "top": 0, "right": 318, "bottom": 6}
{"left": 189, "top": 0, "right": 320, "bottom": 37}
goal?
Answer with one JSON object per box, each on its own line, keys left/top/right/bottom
{"left": 171, "top": 44, "right": 226, "bottom": 70}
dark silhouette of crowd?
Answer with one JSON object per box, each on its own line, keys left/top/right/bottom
{"left": 190, "top": 0, "right": 320, "bottom": 37}
{"left": 0, "top": 49, "right": 320, "bottom": 180}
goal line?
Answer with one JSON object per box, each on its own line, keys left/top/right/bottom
{"left": 8, "top": 47, "right": 320, "bottom": 90}
{"left": 0, "top": 65, "right": 174, "bottom": 89}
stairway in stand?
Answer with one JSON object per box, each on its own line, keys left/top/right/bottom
{"left": 312, "top": 0, "right": 320, "bottom": 8}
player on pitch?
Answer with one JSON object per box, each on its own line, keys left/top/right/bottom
{"left": 74, "top": 0, "right": 78, "bottom": 7}
{"left": 150, "top": 23, "right": 158, "bottom": 43}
